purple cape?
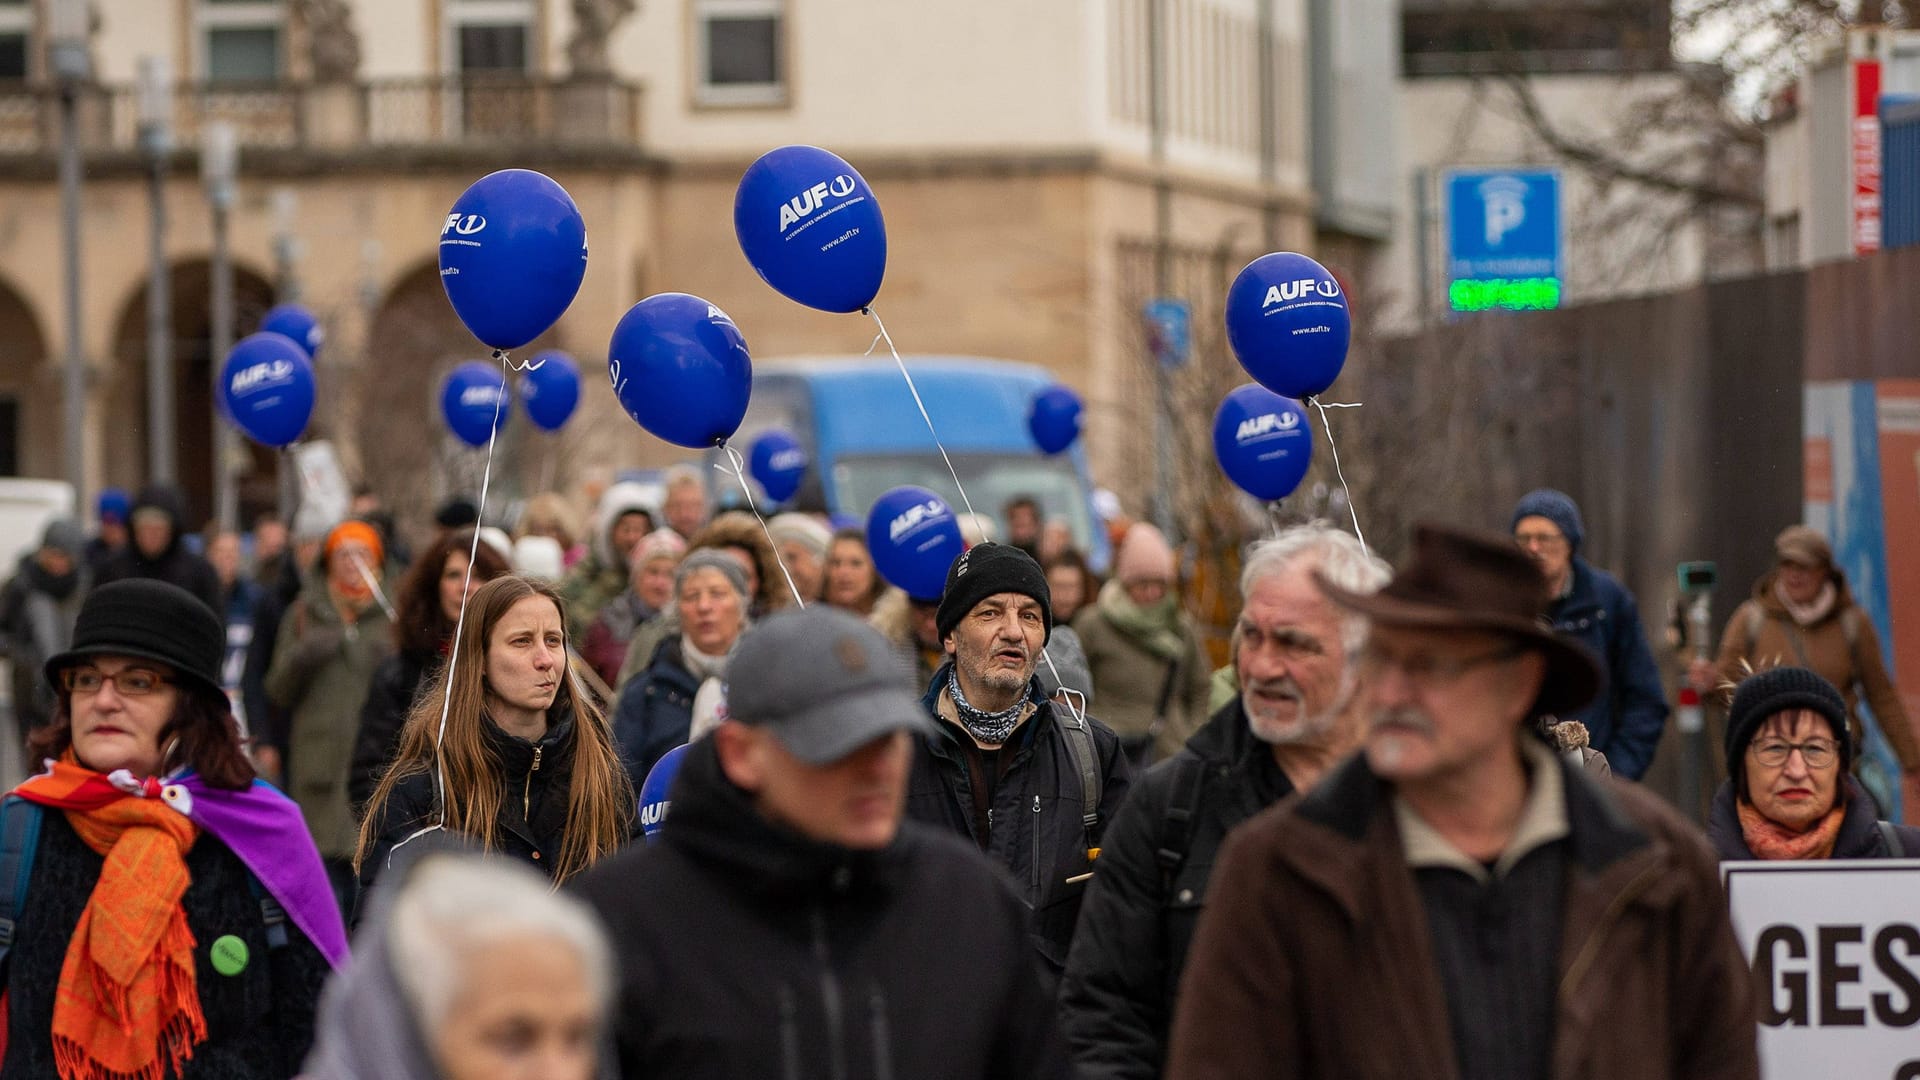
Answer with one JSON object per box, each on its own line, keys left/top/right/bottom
{"left": 181, "top": 777, "right": 351, "bottom": 969}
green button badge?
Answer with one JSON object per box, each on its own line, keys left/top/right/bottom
{"left": 210, "top": 934, "right": 250, "bottom": 977}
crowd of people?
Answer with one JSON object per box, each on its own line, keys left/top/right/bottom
{"left": 1, "top": 471, "right": 1915, "bottom": 1080}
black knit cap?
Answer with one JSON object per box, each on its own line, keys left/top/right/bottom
{"left": 1724, "top": 666, "right": 1851, "bottom": 778}
{"left": 935, "top": 542, "right": 1052, "bottom": 646}
{"left": 45, "top": 579, "right": 227, "bottom": 699}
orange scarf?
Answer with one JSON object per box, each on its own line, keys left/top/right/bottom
{"left": 1737, "top": 798, "right": 1846, "bottom": 861}
{"left": 38, "top": 764, "right": 206, "bottom": 1080}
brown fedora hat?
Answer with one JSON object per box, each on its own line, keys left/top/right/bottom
{"left": 1315, "top": 522, "right": 1603, "bottom": 718}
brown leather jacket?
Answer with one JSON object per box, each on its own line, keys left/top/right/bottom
{"left": 1166, "top": 749, "right": 1759, "bottom": 1080}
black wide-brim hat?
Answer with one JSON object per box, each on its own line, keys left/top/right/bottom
{"left": 1316, "top": 522, "right": 1604, "bottom": 719}
{"left": 45, "top": 579, "right": 228, "bottom": 700}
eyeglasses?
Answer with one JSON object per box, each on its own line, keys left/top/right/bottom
{"left": 1514, "top": 531, "right": 1568, "bottom": 551}
{"left": 1359, "top": 643, "right": 1526, "bottom": 689}
{"left": 1749, "top": 738, "right": 1838, "bottom": 769}
{"left": 60, "top": 667, "right": 173, "bottom": 696}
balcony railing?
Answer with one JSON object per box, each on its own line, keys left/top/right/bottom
{"left": 0, "top": 74, "right": 645, "bottom": 159}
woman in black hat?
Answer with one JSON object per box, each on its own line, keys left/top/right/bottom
{"left": 1, "top": 579, "right": 347, "bottom": 1079}
{"left": 1708, "top": 666, "right": 1920, "bottom": 860}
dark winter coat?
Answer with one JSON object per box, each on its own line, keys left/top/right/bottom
{"left": 1059, "top": 700, "right": 1295, "bottom": 1079}
{"left": 0, "top": 552, "right": 85, "bottom": 737}
{"left": 349, "top": 648, "right": 436, "bottom": 810}
{"left": 96, "top": 485, "right": 224, "bottom": 619}
{"left": 612, "top": 635, "right": 702, "bottom": 791}
{"left": 570, "top": 738, "right": 1074, "bottom": 1080}
{"left": 2, "top": 810, "right": 331, "bottom": 1079}
{"left": 1165, "top": 750, "right": 1760, "bottom": 1080}
{"left": 358, "top": 706, "right": 600, "bottom": 897}
{"left": 243, "top": 554, "right": 306, "bottom": 760}
{"left": 1707, "top": 776, "right": 1920, "bottom": 860}
{"left": 1546, "top": 558, "right": 1670, "bottom": 780}
{"left": 906, "top": 663, "right": 1133, "bottom": 974}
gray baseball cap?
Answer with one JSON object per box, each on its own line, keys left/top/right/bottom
{"left": 725, "top": 606, "right": 936, "bottom": 765}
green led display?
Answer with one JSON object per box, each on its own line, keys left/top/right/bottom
{"left": 1448, "top": 277, "right": 1563, "bottom": 312}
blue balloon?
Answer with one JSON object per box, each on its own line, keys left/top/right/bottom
{"left": 441, "top": 361, "right": 510, "bottom": 448}
{"left": 518, "top": 351, "right": 581, "bottom": 432}
{"left": 734, "top": 145, "right": 888, "bottom": 313}
{"left": 866, "top": 486, "right": 964, "bottom": 602}
{"left": 639, "top": 743, "right": 690, "bottom": 841}
{"left": 219, "top": 333, "right": 315, "bottom": 448}
{"left": 439, "top": 169, "right": 588, "bottom": 351}
{"left": 1212, "top": 384, "right": 1313, "bottom": 501}
{"left": 1225, "top": 252, "right": 1351, "bottom": 400}
{"left": 749, "top": 429, "right": 808, "bottom": 503}
{"left": 259, "top": 304, "right": 323, "bottom": 359}
{"left": 608, "top": 293, "right": 752, "bottom": 449}
{"left": 1028, "top": 385, "right": 1084, "bottom": 455}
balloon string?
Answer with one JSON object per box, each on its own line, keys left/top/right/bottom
{"left": 1039, "top": 649, "right": 1087, "bottom": 727}
{"left": 715, "top": 442, "right": 807, "bottom": 610}
{"left": 861, "top": 306, "right": 986, "bottom": 539}
{"left": 1308, "top": 395, "right": 1368, "bottom": 560}
{"left": 495, "top": 347, "right": 549, "bottom": 373}
{"left": 346, "top": 549, "right": 398, "bottom": 622}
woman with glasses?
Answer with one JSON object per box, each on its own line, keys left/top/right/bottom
{"left": 3, "top": 580, "right": 346, "bottom": 1079}
{"left": 1708, "top": 667, "right": 1920, "bottom": 860}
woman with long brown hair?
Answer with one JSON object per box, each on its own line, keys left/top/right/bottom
{"left": 354, "top": 575, "right": 634, "bottom": 898}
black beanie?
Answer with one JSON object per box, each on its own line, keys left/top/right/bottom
{"left": 1724, "top": 666, "right": 1851, "bottom": 777}
{"left": 935, "top": 543, "right": 1052, "bottom": 646}
{"left": 45, "top": 579, "right": 227, "bottom": 699}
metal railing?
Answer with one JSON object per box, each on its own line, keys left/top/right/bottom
{"left": 0, "top": 74, "right": 645, "bottom": 158}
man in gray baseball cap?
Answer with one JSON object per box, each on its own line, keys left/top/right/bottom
{"left": 574, "top": 605, "right": 1073, "bottom": 1078}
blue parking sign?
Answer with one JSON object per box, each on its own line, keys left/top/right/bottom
{"left": 1447, "top": 170, "right": 1561, "bottom": 281}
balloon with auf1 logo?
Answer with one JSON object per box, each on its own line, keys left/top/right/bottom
{"left": 1224, "top": 251, "right": 1351, "bottom": 400}
{"left": 748, "top": 429, "right": 807, "bottom": 503}
{"left": 866, "top": 485, "right": 964, "bottom": 603}
{"left": 733, "top": 145, "right": 888, "bottom": 314}
{"left": 439, "top": 169, "right": 588, "bottom": 351}
{"left": 259, "top": 303, "right": 324, "bottom": 360}
{"left": 441, "top": 361, "right": 511, "bottom": 448}
{"left": 1028, "top": 385, "right": 1084, "bottom": 455}
{"left": 518, "top": 351, "right": 581, "bottom": 432}
{"left": 1212, "top": 383, "right": 1313, "bottom": 501}
{"left": 639, "top": 743, "right": 689, "bottom": 842}
{"left": 219, "top": 332, "right": 315, "bottom": 448}
{"left": 607, "top": 293, "right": 753, "bottom": 449}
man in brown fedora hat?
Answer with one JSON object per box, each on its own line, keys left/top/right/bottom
{"left": 1166, "top": 524, "right": 1758, "bottom": 1080}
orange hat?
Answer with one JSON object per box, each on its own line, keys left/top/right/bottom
{"left": 325, "top": 520, "right": 384, "bottom": 565}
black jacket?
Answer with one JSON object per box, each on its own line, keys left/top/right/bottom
{"left": 906, "top": 663, "right": 1132, "bottom": 973}
{"left": 349, "top": 648, "right": 436, "bottom": 810}
{"left": 570, "top": 738, "right": 1074, "bottom": 1080}
{"left": 611, "top": 635, "right": 702, "bottom": 791}
{"left": 96, "top": 484, "right": 224, "bottom": 619}
{"left": 1707, "top": 776, "right": 1920, "bottom": 860}
{"left": 2, "top": 810, "right": 331, "bottom": 1079}
{"left": 243, "top": 554, "right": 307, "bottom": 758}
{"left": 358, "top": 706, "right": 598, "bottom": 897}
{"left": 1059, "top": 699, "right": 1295, "bottom": 1079}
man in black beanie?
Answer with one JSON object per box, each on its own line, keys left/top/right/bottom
{"left": 906, "top": 542, "right": 1132, "bottom": 979}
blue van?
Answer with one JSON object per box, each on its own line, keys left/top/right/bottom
{"left": 712, "top": 356, "right": 1111, "bottom": 573}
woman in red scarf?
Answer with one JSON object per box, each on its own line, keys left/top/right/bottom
{"left": 1, "top": 578, "right": 346, "bottom": 1080}
{"left": 1709, "top": 666, "right": 1920, "bottom": 861}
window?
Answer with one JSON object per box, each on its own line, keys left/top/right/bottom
{"left": 448, "top": 0, "right": 533, "bottom": 74}
{"left": 696, "top": 0, "right": 786, "bottom": 107}
{"left": 200, "top": 0, "right": 284, "bottom": 82}
{"left": 0, "top": 0, "right": 27, "bottom": 81}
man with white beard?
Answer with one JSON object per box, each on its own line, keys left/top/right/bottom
{"left": 1059, "top": 525, "right": 1389, "bottom": 1080}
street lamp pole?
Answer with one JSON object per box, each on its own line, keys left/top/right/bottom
{"left": 203, "top": 122, "right": 238, "bottom": 532}
{"left": 138, "top": 55, "right": 175, "bottom": 484}
{"left": 50, "top": 0, "right": 89, "bottom": 506}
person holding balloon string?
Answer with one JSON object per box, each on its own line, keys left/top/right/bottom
{"left": 354, "top": 574, "right": 634, "bottom": 910}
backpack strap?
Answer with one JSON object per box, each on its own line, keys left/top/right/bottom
{"left": 1878, "top": 820, "right": 1906, "bottom": 859}
{"left": 1155, "top": 756, "right": 1207, "bottom": 892}
{"left": 1055, "top": 706, "right": 1103, "bottom": 841}
{"left": 0, "top": 795, "right": 45, "bottom": 984}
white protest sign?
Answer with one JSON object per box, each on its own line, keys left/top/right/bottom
{"left": 1723, "top": 860, "right": 1920, "bottom": 1080}
{"left": 290, "top": 440, "right": 351, "bottom": 537}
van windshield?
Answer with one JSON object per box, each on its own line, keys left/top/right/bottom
{"left": 832, "top": 454, "right": 1094, "bottom": 551}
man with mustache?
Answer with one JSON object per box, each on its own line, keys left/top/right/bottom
{"left": 1061, "top": 524, "right": 1388, "bottom": 1080}
{"left": 906, "top": 542, "right": 1133, "bottom": 978}
{"left": 1166, "top": 524, "right": 1758, "bottom": 1080}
